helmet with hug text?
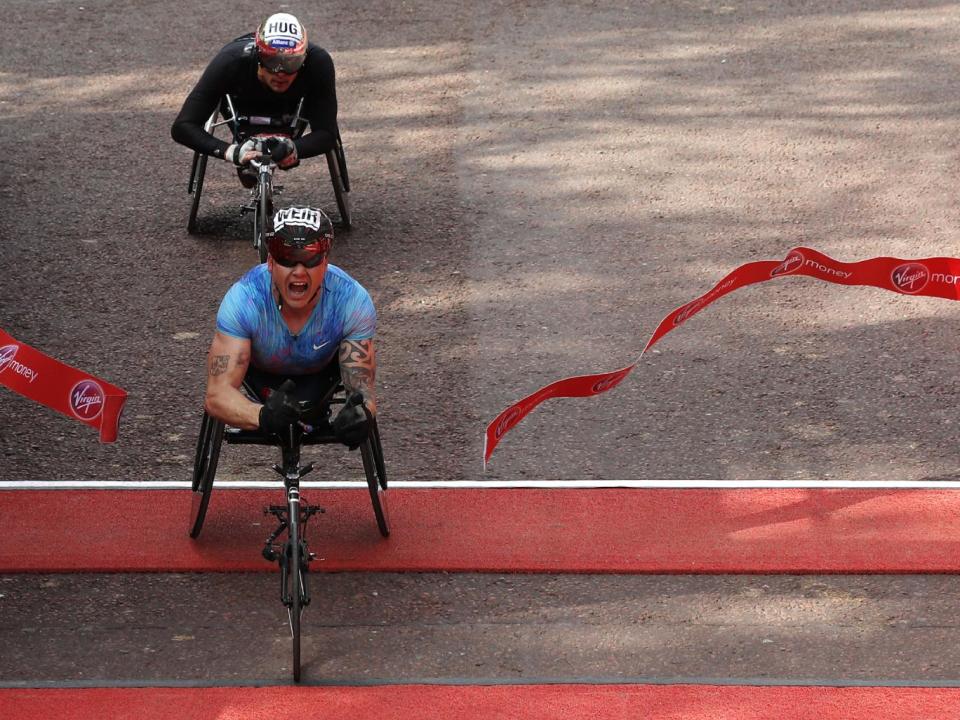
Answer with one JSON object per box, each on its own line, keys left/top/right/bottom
{"left": 255, "top": 13, "right": 308, "bottom": 74}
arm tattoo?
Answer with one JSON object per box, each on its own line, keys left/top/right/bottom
{"left": 339, "top": 339, "right": 375, "bottom": 397}
{"left": 209, "top": 355, "right": 230, "bottom": 377}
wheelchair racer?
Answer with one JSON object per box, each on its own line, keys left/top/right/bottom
{"left": 204, "top": 206, "right": 374, "bottom": 447}
{"left": 171, "top": 12, "right": 338, "bottom": 181}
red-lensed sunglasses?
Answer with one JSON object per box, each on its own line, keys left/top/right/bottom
{"left": 268, "top": 236, "right": 329, "bottom": 268}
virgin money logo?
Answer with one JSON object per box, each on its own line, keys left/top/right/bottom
{"left": 494, "top": 406, "right": 523, "bottom": 439}
{"left": 674, "top": 299, "right": 706, "bottom": 326}
{"left": 70, "top": 380, "right": 104, "bottom": 421}
{"left": 592, "top": 375, "right": 623, "bottom": 393}
{"left": 0, "top": 343, "right": 39, "bottom": 384}
{"left": 770, "top": 250, "right": 805, "bottom": 278}
{"left": 673, "top": 278, "right": 735, "bottom": 326}
{"left": 0, "top": 344, "right": 18, "bottom": 372}
{"left": 891, "top": 262, "right": 930, "bottom": 294}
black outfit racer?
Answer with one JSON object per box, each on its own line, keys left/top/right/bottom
{"left": 171, "top": 33, "right": 338, "bottom": 160}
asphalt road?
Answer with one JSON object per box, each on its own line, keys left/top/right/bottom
{"left": 3, "top": 573, "right": 960, "bottom": 685}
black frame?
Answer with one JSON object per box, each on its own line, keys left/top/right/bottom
{"left": 188, "top": 381, "right": 389, "bottom": 543}
{"left": 264, "top": 421, "right": 322, "bottom": 684}
{"left": 187, "top": 380, "right": 388, "bottom": 682}
{"left": 185, "top": 97, "right": 352, "bottom": 235}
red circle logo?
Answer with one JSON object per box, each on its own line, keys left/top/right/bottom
{"left": 770, "top": 250, "right": 805, "bottom": 278}
{"left": 495, "top": 406, "right": 523, "bottom": 439}
{"left": 69, "top": 380, "right": 104, "bottom": 420}
{"left": 891, "top": 262, "right": 930, "bottom": 294}
{"left": 0, "top": 344, "right": 18, "bottom": 374}
{"left": 592, "top": 375, "right": 623, "bottom": 393}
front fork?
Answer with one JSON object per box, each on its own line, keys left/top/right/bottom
{"left": 239, "top": 165, "right": 284, "bottom": 217}
{"left": 263, "top": 467, "right": 322, "bottom": 612}
{"left": 239, "top": 184, "right": 285, "bottom": 216}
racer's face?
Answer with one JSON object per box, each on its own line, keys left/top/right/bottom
{"left": 257, "top": 65, "right": 298, "bottom": 93}
{"left": 269, "top": 255, "right": 328, "bottom": 311}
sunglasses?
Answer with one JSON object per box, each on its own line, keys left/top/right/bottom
{"left": 268, "top": 238, "right": 329, "bottom": 268}
{"left": 259, "top": 53, "right": 306, "bottom": 75}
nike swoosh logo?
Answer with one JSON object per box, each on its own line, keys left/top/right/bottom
{"left": 313, "top": 341, "right": 330, "bottom": 351}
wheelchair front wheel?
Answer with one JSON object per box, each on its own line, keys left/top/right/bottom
{"left": 189, "top": 412, "right": 224, "bottom": 538}
{"left": 287, "top": 506, "right": 304, "bottom": 682}
{"left": 253, "top": 174, "right": 273, "bottom": 263}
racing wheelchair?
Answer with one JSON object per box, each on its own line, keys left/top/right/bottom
{"left": 186, "top": 93, "right": 352, "bottom": 259}
{"left": 188, "top": 361, "right": 387, "bottom": 682}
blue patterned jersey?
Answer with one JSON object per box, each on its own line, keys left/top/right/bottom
{"left": 216, "top": 264, "right": 375, "bottom": 375}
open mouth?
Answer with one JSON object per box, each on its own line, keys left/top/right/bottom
{"left": 287, "top": 280, "right": 309, "bottom": 299}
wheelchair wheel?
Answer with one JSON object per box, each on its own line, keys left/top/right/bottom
{"left": 371, "top": 418, "right": 387, "bottom": 490}
{"left": 287, "top": 501, "right": 303, "bottom": 682}
{"left": 191, "top": 411, "right": 211, "bottom": 492}
{"left": 360, "top": 429, "right": 389, "bottom": 537}
{"left": 189, "top": 412, "right": 225, "bottom": 539}
{"left": 187, "top": 110, "right": 218, "bottom": 235}
{"left": 187, "top": 152, "right": 208, "bottom": 235}
{"left": 326, "top": 147, "right": 351, "bottom": 230}
{"left": 335, "top": 134, "right": 350, "bottom": 193}
{"left": 253, "top": 174, "right": 273, "bottom": 264}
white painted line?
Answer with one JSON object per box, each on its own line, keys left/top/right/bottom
{"left": 2, "top": 480, "right": 960, "bottom": 490}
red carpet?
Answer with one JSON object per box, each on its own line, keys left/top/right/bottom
{"left": 2, "top": 488, "right": 960, "bottom": 573}
{"left": 3, "top": 684, "right": 960, "bottom": 719}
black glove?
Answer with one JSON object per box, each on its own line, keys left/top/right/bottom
{"left": 332, "top": 399, "right": 369, "bottom": 449}
{"left": 265, "top": 136, "right": 298, "bottom": 169}
{"left": 258, "top": 379, "right": 301, "bottom": 434}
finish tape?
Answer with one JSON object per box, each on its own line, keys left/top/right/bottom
{"left": 484, "top": 247, "right": 960, "bottom": 464}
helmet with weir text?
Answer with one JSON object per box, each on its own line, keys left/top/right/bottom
{"left": 255, "top": 13, "right": 308, "bottom": 74}
{"left": 268, "top": 206, "right": 333, "bottom": 268}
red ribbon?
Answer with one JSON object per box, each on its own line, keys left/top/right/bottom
{"left": 484, "top": 247, "right": 960, "bottom": 464}
{"left": 0, "top": 329, "right": 128, "bottom": 443}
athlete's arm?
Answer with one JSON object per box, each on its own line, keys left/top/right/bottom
{"left": 294, "top": 48, "right": 338, "bottom": 158}
{"left": 204, "top": 331, "right": 261, "bottom": 429}
{"left": 339, "top": 338, "right": 376, "bottom": 415}
{"left": 171, "top": 51, "right": 234, "bottom": 159}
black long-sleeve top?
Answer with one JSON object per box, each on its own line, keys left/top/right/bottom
{"left": 171, "top": 34, "right": 337, "bottom": 160}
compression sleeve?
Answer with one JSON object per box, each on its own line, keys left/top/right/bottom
{"left": 216, "top": 282, "right": 256, "bottom": 340}
{"left": 293, "top": 49, "right": 338, "bottom": 158}
{"left": 171, "top": 52, "right": 234, "bottom": 159}
{"left": 342, "top": 286, "right": 376, "bottom": 341}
